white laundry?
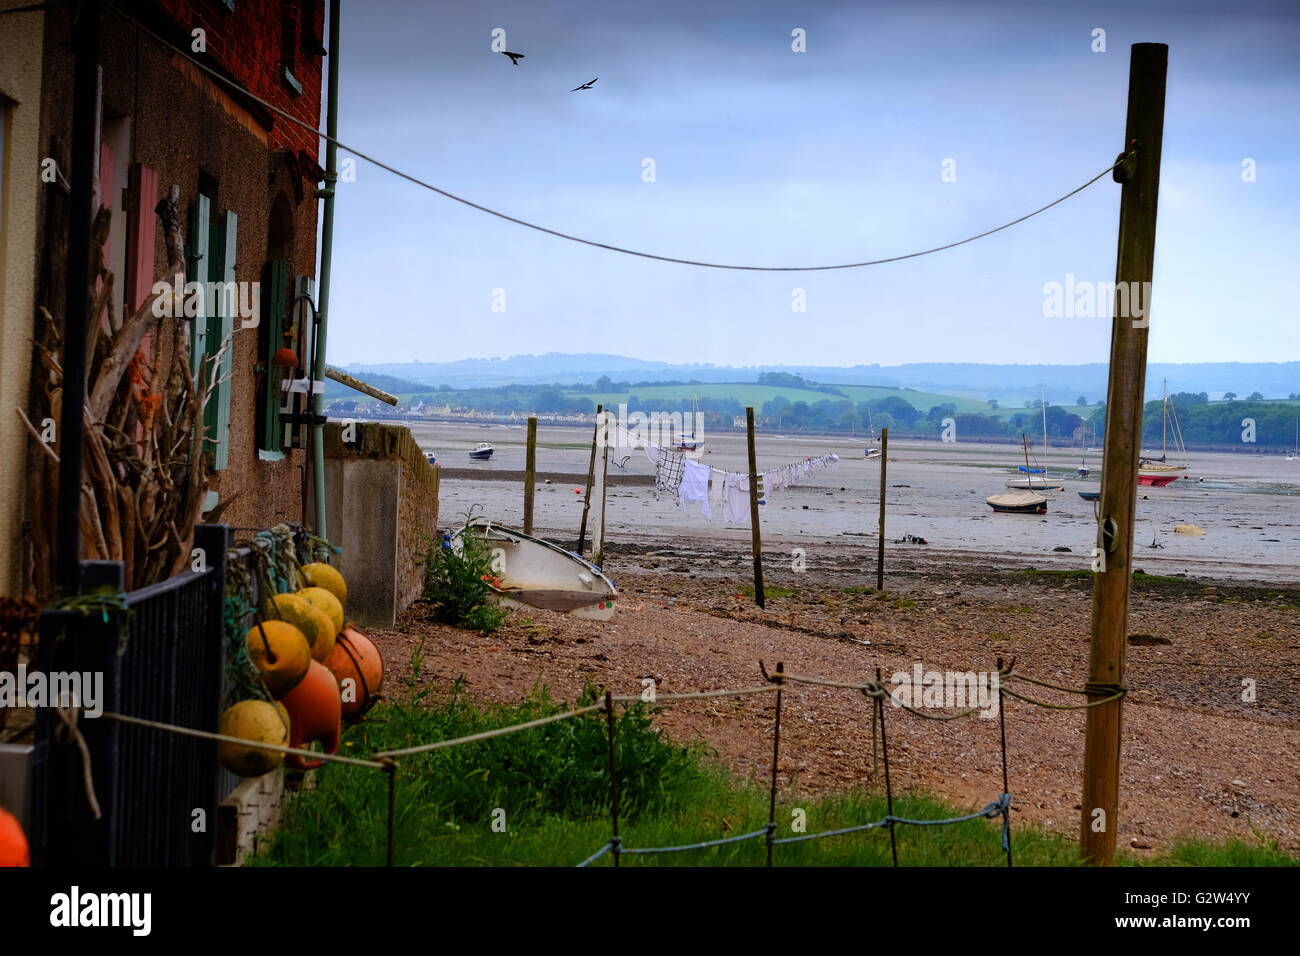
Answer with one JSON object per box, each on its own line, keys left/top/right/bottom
{"left": 679, "top": 458, "right": 712, "bottom": 519}
{"left": 723, "top": 473, "right": 750, "bottom": 525}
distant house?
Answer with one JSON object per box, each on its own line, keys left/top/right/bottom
{"left": 2, "top": 1, "right": 328, "bottom": 597}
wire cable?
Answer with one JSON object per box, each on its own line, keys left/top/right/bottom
{"left": 108, "top": 1, "right": 1120, "bottom": 273}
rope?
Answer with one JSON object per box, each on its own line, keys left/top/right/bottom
{"left": 609, "top": 684, "right": 778, "bottom": 704}
{"left": 1001, "top": 687, "right": 1126, "bottom": 710}
{"left": 372, "top": 702, "right": 606, "bottom": 758}
{"left": 576, "top": 839, "right": 617, "bottom": 868}
{"left": 101, "top": 711, "right": 388, "bottom": 769}
{"left": 620, "top": 827, "right": 772, "bottom": 855}
{"left": 54, "top": 704, "right": 102, "bottom": 819}
{"left": 107, "top": 2, "right": 1120, "bottom": 273}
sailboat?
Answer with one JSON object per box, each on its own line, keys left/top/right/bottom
{"left": 1287, "top": 417, "right": 1298, "bottom": 461}
{"left": 988, "top": 435, "right": 1048, "bottom": 514}
{"left": 1005, "top": 394, "right": 1053, "bottom": 488}
{"left": 1138, "top": 379, "right": 1187, "bottom": 486}
{"left": 674, "top": 393, "right": 705, "bottom": 452}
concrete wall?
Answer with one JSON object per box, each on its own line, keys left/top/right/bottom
{"left": 318, "top": 422, "right": 439, "bottom": 626}
{"left": 0, "top": 10, "right": 44, "bottom": 597}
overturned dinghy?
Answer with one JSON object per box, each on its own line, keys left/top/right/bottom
{"left": 452, "top": 518, "right": 617, "bottom": 621}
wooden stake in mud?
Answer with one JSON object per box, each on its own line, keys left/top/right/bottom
{"left": 1082, "top": 42, "right": 1166, "bottom": 867}
{"left": 876, "top": 667, "right": 899, "bottom": 867}
{"left": 876, "top": 428, "right": 888, "bottom": 591}
{"left": 524, "top": 417, "right": 537, "bottom": 535}
{"left": 766, "top": 662, "right": 784, "bottom": 867}
{"left": 605, "top": 690, "right": 620, "bottom": 868}
{"left": 595, "top": 411, "right": 611, "bottom": 567}
{"left": 577, "top": 404, "right": 602, "bottom": 554}
{"left": 746, "top": 407, "right": 765, "bottom": 608}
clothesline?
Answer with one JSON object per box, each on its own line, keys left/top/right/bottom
{"left": 639, "top": 437, "right": 840, "bottom": 525}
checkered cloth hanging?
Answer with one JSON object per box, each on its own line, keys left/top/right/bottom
{"left": 655, "top": 448, "right": 686, "bottom": 495}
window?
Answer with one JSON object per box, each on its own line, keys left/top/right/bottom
{"left": 280, "top": 3, "right": 302, "bottom": 96}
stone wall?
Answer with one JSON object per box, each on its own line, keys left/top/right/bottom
{"left": 318, "top": 422, "right": 438, "bottom": 625}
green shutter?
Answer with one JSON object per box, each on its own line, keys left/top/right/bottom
{"left": 209, "top": 211, "right": 237, "bottom": 471}
{"left": 186, "top": 196, "right": 210, "bottom": 378}
{"left": 204, "top": 216, "right": 224, "bottom": 443}
{"left": 259, "top": 259, "right": 287, "bottom": 453}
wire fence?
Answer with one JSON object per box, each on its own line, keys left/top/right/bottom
{"left": 88, "top": 656, "right": 1122, "bottom": 867}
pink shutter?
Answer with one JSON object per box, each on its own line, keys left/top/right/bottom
{"left": 124, "top": 163, "right": 158, "bottom": 315}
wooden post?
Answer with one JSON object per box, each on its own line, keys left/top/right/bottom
{"left": 523, "top": 417, "right": 537, "bottom": 534}
{"left": 746, "top": 407, "right": 764, "bottom": 608}
{"left": 595, "top": 411, "right": 611, "bottom": 567}
{"left": 577, "top": 405, "right": 602, "bottom": 554}
{"left": 1081, "top": 42, "right": 1166, "bottom": 867}
{"left": 55, "top": 1, "right": 102, "bottom": 593}
{"left": 876, "top": 428, "right": 888, "bottom": 591}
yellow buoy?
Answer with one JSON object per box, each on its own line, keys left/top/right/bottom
{"left": 218, "top": 700, "right": 290, "bottom": 777}
{"left": 244, "top": 620, "right": 312, "bottom": 698}
{"left": 301, "top": 562, "right": 347, "bottom": 606}
{"left": 298, "top": 586, "right": 344, "bottom": 638}
{"left": 270, "top": 592, "right": 336, "bottom": 661}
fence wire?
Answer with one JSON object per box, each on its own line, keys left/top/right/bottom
{"left": 86, "top": 658, "right": 1124, "bottom": 867}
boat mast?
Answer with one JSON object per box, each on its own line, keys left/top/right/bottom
{"left": 1161, "top": 378, "right": 1169, "bottom": 461}
{"left": 1041, "top": 386, "right": 1048, "bottom": 462}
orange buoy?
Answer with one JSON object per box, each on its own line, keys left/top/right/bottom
{"left": 574, "top": 488, "right": 582, "bottom": 494}
{"left": 0, "top": 805, "right": 30, "bottom": 867}
{"left": 324, "top": 625, "right": 385, "bottom": 718}
{"left": 279, "top": 660, "right": 342, "bottom": 770}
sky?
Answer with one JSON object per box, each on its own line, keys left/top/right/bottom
{"left": 319, "top": 0, "right": 1300, "bottom": 370}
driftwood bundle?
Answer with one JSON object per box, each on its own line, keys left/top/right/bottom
{"left": 24, "top": 186, "right": 228, "bottom": 597}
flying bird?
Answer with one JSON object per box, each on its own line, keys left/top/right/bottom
{"left": 570, "top": 77, "right": 598, "bottom": 92}
{"left": 502, "top": 51, "right": 525, "bottom": 66}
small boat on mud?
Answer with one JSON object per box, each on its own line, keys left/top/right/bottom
{"left": 1077, "top": 491, "right": 1100, "bottom": 502}
{"left": 1005, "top": 475, "right": 1052, "bottom": 490}
{"left": 987, "top": 490, "right": 1048, "bottom": 514}
{"left": 989, "top": 435, "right": 1047, "bottom": 513}
{"left": 451, "top": 519, "right": 617, "bottom": 621}
{"left": 469, "top": 442, "right": 494, "bottom": 461}
{"left": 865, "top": 447, "right": 881, "bottom": 460}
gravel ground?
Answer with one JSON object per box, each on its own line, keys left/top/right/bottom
{"left": 366, "top": 535, "right": 1300, "bottom": 855}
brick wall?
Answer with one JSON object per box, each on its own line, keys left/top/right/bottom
{"left": 154, "top": 0, "right": 325, "bottom": 158}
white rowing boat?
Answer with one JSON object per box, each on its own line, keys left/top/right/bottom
{"left": 451, "top": 518, "right": 617, "bottom": 621}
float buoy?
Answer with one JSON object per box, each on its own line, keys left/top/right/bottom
{"left": 217, "top": 700, "right": 290, "bottom": 777}
{"left": 279, "top": 661, "right": 342, "bottom": 770}
{"left": 325, "top": 626, "right": 384, "bottom": 718}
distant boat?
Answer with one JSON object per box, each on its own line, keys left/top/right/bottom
{"left": 469, "top": 442, "right": 494, "bottom": 461}
{"left": 865, "top": 447, "right": 881, "bottom": 460}
{"left": 989, "top": 435, "right": 1047, "bottom": 514}
{"left": 1076, "top": 458, "right": 1090, "bottom": 477}
{"left": 670, "top": 392, "right": 706, "bottom": 452}
{"left": 424, "top": 451, "right": 437, "bottom": 467}
{"left": 1287, "top": 417, "right": 1298, "bottom": 461}
{"left": 1005, "top": 474, "right": 1051, "bottom": 489}
{"left": 987, "top": 490, "right": 1048, "bottom": 514}
{"left": 1139, "top": 379, "right": 1187, "bottom": 484}
{"left": 451, "top": 519, "right": 617, "bottom": 621}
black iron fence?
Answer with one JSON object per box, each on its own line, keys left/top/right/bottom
{"left": 32, "top": 524, "right": 227, "bottom": 866}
